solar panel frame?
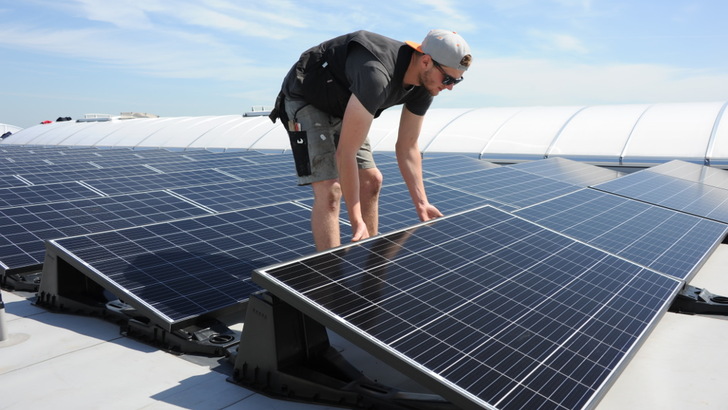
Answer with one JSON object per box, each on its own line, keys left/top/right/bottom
{"left": 252, "top": 205, "right": 683, "bottom": 410}
{"left": 43, "top": 202, "right": 319, "bottom": 329}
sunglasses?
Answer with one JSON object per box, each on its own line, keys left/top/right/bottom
{"left": 432, "top": 59, "right": 464, "bottom": 86}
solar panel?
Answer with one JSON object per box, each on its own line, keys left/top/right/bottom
{"left": 0, "top": 182, "right": 103, "bottom": 208}
{"left": 81, "top": 168, "right": 240, "bottom": 196}
{"left": 430, "top": 166, "right": 582, "bottom": 209}
{"left": 421, "top": 155, "right": 501, "bottom": 177}
{"left": 0, "top": 191, "right": 212, "bottom": 276}
{"left": 18, "top": 164, "right": 163, "bottom": 186}
{"left": 514, "top": 188, "right": 728, "bottom": 280}
{"left": 509, "top": 157, "right": 622, "bottom": 186}
{"left": 592, "top": 166, "right": 728, "bottom": 224}
{"left": 169, "top": 176, "right": 312, "bottom": 212}
{"left": 41, "top": 202, "right": 317, "bottom": 329}
{"left": 647, "top": 160, "right": 728, "bottom": 189}
{"left": 252, "top": 205, "right": 682, "bottom": 410}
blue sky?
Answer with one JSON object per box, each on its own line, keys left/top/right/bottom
{"left": 1, "top": 0, "right": 727, "bottom": 128}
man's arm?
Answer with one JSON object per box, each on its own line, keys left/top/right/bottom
{"left": 336, "top": 94, "right": 375, "bottom": 242}
{"left": 396, "top": 106, "right": 443, "bottom": 222}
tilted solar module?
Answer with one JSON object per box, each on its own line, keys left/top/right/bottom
{"left": 0, "top": 182, "right": 104, "bottom": 209}
{"left": 41, "top": 202, "right": 318, "bottom": 329}
{"left": 169, "top": 176, "right": 312, "bottom": 212}
{"left": 514, "top": 188, "right": 728, "bottom": 280}
{"left": 429, "top": 166, "right": 583, "bottom": 209}
{"left": 508, "top": 157, "right": 622, "bottom": 186}
{"left": 0, "top": 191, "right": 212, "bottom": 277}
{"left": 646, "top": 159, "right": 728, "bottom": 189}
{"left": 252, "top": 205, "right": 682, "bottom": 410}
{"left": 81, "top": 168, "right": 241, "bottom": 196}
{"left": 592, "top": 163, "right": 728, "bottom": 224}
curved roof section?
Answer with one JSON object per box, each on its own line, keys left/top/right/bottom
{"left": 3, "top": 101, "right": 727, "bottom": 167}
{"left": 1, "top": 122, "right": 22, "bottom": 135}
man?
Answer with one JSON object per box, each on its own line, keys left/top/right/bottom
{"left": 270, "top": 29, "right": 472, "bottom": 251}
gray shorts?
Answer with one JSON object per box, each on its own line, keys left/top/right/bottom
{"left": 284, "top": 97, "right": 376, "bottom": 185}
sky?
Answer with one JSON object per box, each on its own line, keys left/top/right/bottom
{"left": 1, "top": 0, "right": 727, "bottom": 128}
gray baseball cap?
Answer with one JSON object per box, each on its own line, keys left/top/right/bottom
{"left": 406, "top": 29, "right": 472, "bottom": 71}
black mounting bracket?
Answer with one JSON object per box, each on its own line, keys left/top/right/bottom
{"left": 228, "top": 292, "right": 457, "bottom": 410}
{"left": 669, "top": 285, "right": 728, "bottom": 316}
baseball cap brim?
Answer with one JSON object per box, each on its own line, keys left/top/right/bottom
{"left": 405, "top": 40, "right": 423, "bottom": 53}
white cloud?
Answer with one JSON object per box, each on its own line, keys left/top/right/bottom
{"left": 527, "top": 30, "right": 589, "bottom": 54}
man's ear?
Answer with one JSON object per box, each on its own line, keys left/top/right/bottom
{"left": 420, "top": 53, "right": 432, "bottom": 69}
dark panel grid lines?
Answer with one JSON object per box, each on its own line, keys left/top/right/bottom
{"left": 49, "top": 202, "right": 317, "bottom": 325}
{"left": 429, "top": 166, "right": 582, "bottom": 209}
{"left": 82, "top": 168, "right": 239, "bottom": 196}
{"left": 254, "top": 205, "right": 682, "bottom": 410}
{"left": 170, "top": 176, "right": 313, "bottom": 212}
{"left": 0, "top": 192, "right": 212, "bottom": 274}
{"left": 509, "top": 157, "right": 622, "bottom": 187}
{"left": 515, "top": 189, "right": 728, "bottom": 281}
{"left": 592, "top": 169, "right": 728, "bottom": 224}
{"left": 647, "top": 160, "right": 728, "bottom": 190}
{"left": 18, "top": 164, "right": 162, "bottom": 186}
{"left": 0, "top": 182, "right": 103, "bottom": 209}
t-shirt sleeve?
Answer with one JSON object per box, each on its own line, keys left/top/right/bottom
{"left": 345, "top": 44, "right": 391, "bottom": 116}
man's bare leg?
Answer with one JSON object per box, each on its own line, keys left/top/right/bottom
{"left": 311, "top": 179, "right": 343, "bottom": 251}
{"left": 359, "top": 167, "right": 383, "bottom": 238}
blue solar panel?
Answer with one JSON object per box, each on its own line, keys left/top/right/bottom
{"left": 44, "top": 202, "right": 317, "bottom": 327}
{"left": 638, "top": 160, "right": 728, "bottom": 190}
{"left": 430, "top": 166, "right": 582, "bottom": 209}
{"left": 593, "top": 165, "right": 728, "bottom": 224}
{"left": 169, "top": 176, "right": 312, "bottom": 212}
{"left": 515, "top": 188, "right": 727, "bottom": 280}
{"left": 0, "top": 192, "right": 212, "bottom": 275}
{"left": 253, "top": 205, "right": 682, "bottom": 410}
{"left": 0, "top": 182, "right": 103, "bottom": 209}
{"left": 509, "top": 157, "right": 622, "bottom": 186}
{"left": 82, "top": 168, "right": 240, "bottom": 196}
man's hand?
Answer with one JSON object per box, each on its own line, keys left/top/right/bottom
{"left": 417, "top": 203, "right": 443, "bottom": 222}
{"left": 351, "top": 221, "right": 371, "bottom": 242}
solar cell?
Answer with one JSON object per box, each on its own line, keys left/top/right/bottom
{"left": 593, "top": 167, "right": 728, "bottom": 224}
{"left": 253, "top": 205, "right": 682, "bottom": 410}
{"left": 43, "top": 202, "right": 317, "bottom": 328}
{"left": 515, "top": 188, "right": 728, "bottom": 280}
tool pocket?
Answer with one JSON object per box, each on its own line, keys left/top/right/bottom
{"left": 288, "top": 131, "right": 311, "bottom": 177}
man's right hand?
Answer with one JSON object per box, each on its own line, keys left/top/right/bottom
{"left": 351, "top": 221, "right": 371, "bottom": 243}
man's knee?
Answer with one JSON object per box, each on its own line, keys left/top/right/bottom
{"left": 360, "top": 168, "right": 383, "bottom": 197}
{"left": 312, "top": 180, "right": 342, "bottom": 210}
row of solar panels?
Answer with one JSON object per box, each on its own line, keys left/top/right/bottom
{"left": 20, "top": 152, "right": 726, "bottom": 327}
{"left": 3, "top": 144, "right": 728, "bottom": 409}
{"left": 245, "top": 159, "right": 728, "bottom": 409}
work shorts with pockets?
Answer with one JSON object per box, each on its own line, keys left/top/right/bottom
{"left": 284, "top": 97, "right": 376, "bottom": 186}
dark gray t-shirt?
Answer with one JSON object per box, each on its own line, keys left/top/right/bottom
{"left": 345, "top": 43, "right": 432, "bottom": 117}
{"left": 282, "top": 33, "right": 433, "bottom": 118}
